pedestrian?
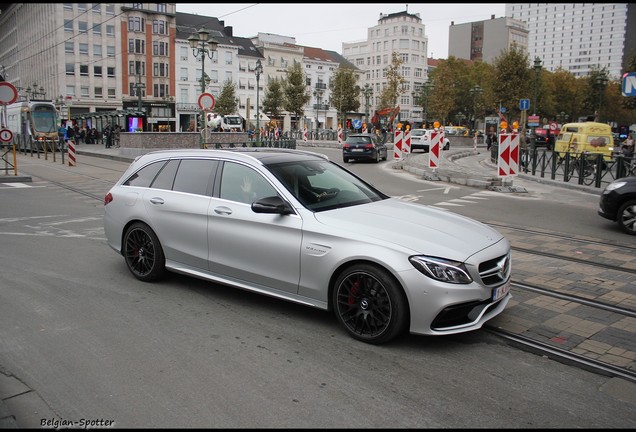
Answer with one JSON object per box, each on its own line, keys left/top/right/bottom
{"left": 113, "top": 125, "right": 121, "bottom": 148}
{"left": 622, "top": 133, "right": 634, "bottom": 157}
{"left": 57, "top": 122, "right": 66, "bottom": 143}
{"left": 104, "top": 125, "right": 112, "bottom": 148}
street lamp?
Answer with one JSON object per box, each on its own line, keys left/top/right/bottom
{"left": 470, "top": 85, "right": 483, "bottom": 130}
{"left": 363, "top": 84, "right": 373, "bottom": 129}
{"left": 189, "top": 27, "right": 218, "bottom": 148}
{"left": 254, "top": 59, "right": 263, "bottom": 144}
{"left": 595, "top": 72, "right": 608, "bottom": 122}
{"left": 531, "top": 57, "right": 542, "bottom": 147}
{"left": 313, "top": 88, "right": 323, "bottom": 136}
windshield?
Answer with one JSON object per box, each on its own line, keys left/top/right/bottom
{"left": 267, "top": 159, "right": 388, "bottom": 212}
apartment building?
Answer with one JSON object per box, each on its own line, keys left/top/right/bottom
{"left": 448, "top": 15, "right": 529, "bottom": 63}
{"left": 505, "top": 3, "right": 632, "bottom": 80}
{"left": 342, "top": 10, "right": 429, "bottom": 125}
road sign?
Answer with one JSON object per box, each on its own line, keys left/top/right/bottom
{"left": 352, "top": 119, "right": 361, "bottom": 129}
{"left": 519, "top": 99, "right": 530, "bottom": 111}
{"left": 198, "top": 93, "right": 215, "bottom": 110}
{"left": 528, "top": 115, "right": 540, "bottom": 127}
{"left": 0, "top": 82, "right": 18, "bottom": 105}
{"left": 0, "top": 128, "right": 13, "bottom": 143}
{"left": 622, "top": 72, "right": 636, "bottom": 97}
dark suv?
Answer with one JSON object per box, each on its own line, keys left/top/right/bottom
{"left": 342, "top": 133, "right": 388, "bottom": 163}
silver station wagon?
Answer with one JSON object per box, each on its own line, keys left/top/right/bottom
{"left": 104, "top": 148, "right": 511, "bottom": 344}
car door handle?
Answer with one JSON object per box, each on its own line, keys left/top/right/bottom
{"left": 149, "top": 197, "right": 165, "bottom": 205}
{"left": 214, "top": 206, "right": 233, "bottom": 215}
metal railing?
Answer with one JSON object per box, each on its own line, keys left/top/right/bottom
{"left": 517, "top": 147, "right": 635, "bottom": 188}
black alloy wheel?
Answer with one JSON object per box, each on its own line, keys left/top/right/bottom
{"left": 617, "top": 199, "right": 636, "bottom": 235}
{"left": 123, "top": 222, "right": 166, "bottom": 282}
{"left": 333, "top": 264, "right": 408, "bottom": 344}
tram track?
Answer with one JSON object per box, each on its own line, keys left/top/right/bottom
{"left": 10, "top": 156, "right": 636, "bottom": 383}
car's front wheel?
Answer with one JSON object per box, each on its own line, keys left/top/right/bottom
{"left": 123, "top": 222, "right": 167, "bottom": 281}
{"left": 617, "top": 199, "right": 636, "bottom": 235}
{"left": 333, "top": 264, "right": 408, "bottom": 344}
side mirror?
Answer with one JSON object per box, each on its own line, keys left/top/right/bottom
{"left": 251, "top": 196, "right": 295, "bottom": 215}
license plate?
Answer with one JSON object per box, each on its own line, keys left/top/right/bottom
{"left": 352, "top": 148, "right": 364, "bottom": 152}
{"left": 492, "top": 279, "right": 511, "bottom": 301}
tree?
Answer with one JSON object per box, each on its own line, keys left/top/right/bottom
{"left": 378, "top": 52, "right": 407, "bottom": 110}
{"left": 329, "top": 66, "right": 360, "bottom": 128}
{"left": 283, "top": 62, "right": 310, "bottom": 130}
{"left": 262, "top": 77, "right": 285, "bottom": 122}
{"left": 491, "top": 45, "right": 532, "bottom": 128}
{"left": 215, "top": 80, "right": 238, "bottom": 116}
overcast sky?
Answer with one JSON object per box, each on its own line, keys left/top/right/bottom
{"left": 176, "top": 3, "right": 507, "bottom": 59}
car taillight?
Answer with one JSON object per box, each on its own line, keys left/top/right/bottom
{"left": 104, "top": 192, "right": 113, "bottom": 206}
{"left": 365, "top": 144, "right": 374, "bottom": 150}
{"left": 343, "top": 144, "right": 350, "bottom": 149}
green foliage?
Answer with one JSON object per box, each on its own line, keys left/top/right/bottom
{"left": 378, "top": 52, "right": 407, "bottom": 109}
{"left": 215, "top": 80, "right": 238, "bottom": 116}
{"left": 262, "top": 77, "right": 285, "bottom": 119}
{"left": 283, "top": 62, "right": 310, "bottom": 124}
{"left": 329, "top": 66, "right": 360, "bottom": 127}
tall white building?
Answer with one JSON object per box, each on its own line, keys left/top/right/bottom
{"left": 342, "top": 10, "right": 428, "bottom": 124}
{"left": 505, "top": 3, "right": 629, "bottom": 79}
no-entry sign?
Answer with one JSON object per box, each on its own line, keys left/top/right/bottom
{"left": 0, "top": 82, "right": 18, "bottom": 105}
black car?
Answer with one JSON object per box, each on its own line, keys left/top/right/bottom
{"left": 342, "top": 133, "right": 387, "bottom": 163}
{"left": 598, "top": 176, "right": 636, "bottom": 235}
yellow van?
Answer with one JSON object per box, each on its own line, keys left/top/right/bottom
{"left": 553, "top": 122, "right": 614, "bottom": 160}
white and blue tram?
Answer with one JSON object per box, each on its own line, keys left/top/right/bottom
{"left": 3, "top": 100, "right": 58, "bottom": 143}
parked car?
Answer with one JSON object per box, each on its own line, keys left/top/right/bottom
{"left": 598, "top": 176, "right": 636, "bottom": 235}
{"left": 409, "top": 129, "right": 450, "bottom": 153}
{"left": 342, "top": 133, "right": 387, "bottom": 163}
{"left": 103, "top": 148, "right": 512, "bottom": 344}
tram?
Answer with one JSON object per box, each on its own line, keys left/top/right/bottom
{"left": 3, "top": 99, "right": 59, "bottom": 144}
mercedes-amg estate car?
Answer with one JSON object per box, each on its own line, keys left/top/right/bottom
{"left": 104, "top": 148, "right": 511, "bottom": 344}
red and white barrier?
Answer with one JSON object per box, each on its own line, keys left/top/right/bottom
{"left": 67, "top": 139, "right": 76, "bottom": 166}
{"left": 428, "top": 131, "right": 441, "bottom": 168}
{"left": 303, "top": 127, "right": 308, "bottom": 144}
{"left": 402, "top": 129, "right": 411, "bottom": 154}
{"left": 338, "top": 127, "right": 343, "bottom": 146}
{"left": 393, "top": 130, "right": 404, "bottom": 160}
{"left": 497, "top": 133, "right": 520, "bottom": 177}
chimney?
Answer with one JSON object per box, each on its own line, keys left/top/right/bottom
{"left": 224, "top": 26, "right": 233, "bottom": 37}
{"left": 491, "top": 14, "right": 495, "bottom": 19}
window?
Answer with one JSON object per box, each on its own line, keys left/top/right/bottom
{"left": 180, "top": 67, "right": 188, "bottom": 81}
{"left": 107, "top": 46, "right": 115, "bottom": 57}
{"left": 153, "top": 41, "right": 169, "bottom": 56}
{"left": 92, "top": 3, "right": 101, "bottom": 14}
{"left": 94, "top": 44, "right": 102, "bottom": 57}
{"left": 66, "top": 63, "right": 75, "bottom": 76}
{"left": 77, "top": 3, "right": 87, "bottom": 11}
{"left": 81, "top": 86, "right": 89, "bottom": 97}
{"left": 106, "top": 25, "right": 115, "bottom": 36}
{"left": 220, "top": 162, "right": 277, "bottom": 205}
{"left": 152, "top": 19, "right": 167, "bottom": 35}
{"left": 128, "top": 17, "right": 144, "bottom": 32}
{"left": 64, "top": 20, "right": 73, "bottom": 32}
{"left": 124, "top": 161, "right": 167, "bottom": 187}
{"left": 225, "top": 52, "right": 232, "bottom": 65}
{"left": 80, "top": 65, "right": 88, "bottom": 76}
{"left": 94, "top": 66, "right": 103, "bottom": 77}
{"left": 172, "top": 160, "right": 217, "bottom": 196}
{"left": 129, "top": 39, "right": 145, "bottom": 54}
{"left": 93, "top": 24, "right": 101, "bottom": 35}
{"left": 108, "top": 88, "right": 116, "bottom": 98}
{"left": 79, "top": 21, "right": 88, "bottom": 33}
{"left": 105, "top": 4, "right": 114, "bottom": 14}
{"left": 65, "top": 86, "right": 75, "bottom": 97}
{"left": 107, "top": 67, "right": 115, "bottom": 78}
{"left": 95, "top": 87, "right": 103, "bottom": 98}
{"left": 65, "top": 42, "right": 74, "bottom": 54}
{"left": 79, "top": 43, "right": 89, "bottom": 55}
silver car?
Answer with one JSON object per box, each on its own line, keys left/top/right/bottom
{"left": 104, "top": 148, "right": 511, "bottom": 344}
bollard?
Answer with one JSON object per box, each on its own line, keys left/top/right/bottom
{"left": 67, "top": 139, "right": 76, "bottom": 166}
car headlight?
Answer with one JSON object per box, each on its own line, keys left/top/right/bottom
{"left": 409, "top": 256, "right": 472, "bottom": 284}
{"left": 605, "top": 181, "right": 626, "bottom": 192}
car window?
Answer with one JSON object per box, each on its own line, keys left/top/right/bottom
{"left": 123, "top": 160, "right": 167, "bottom": 187}
{"left": 150, "top": 159, "right": 179, "bottom": 190}
{"left": 347, "top": 136, "right": 371, "bottom": 144}
{"left": 172, "top": 159, "right": 217, "bottom": 196}
{"left": 219, "top": 162, "right": 278, "bottom": 205}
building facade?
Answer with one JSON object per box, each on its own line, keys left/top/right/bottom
{"left": 505, "top": 3, "right": 631, "bottom": 80}
{"left": 342, "top": 10, "right": 429, "bottom": 125}
{"left": 448, "top": 15, "right": 529, "bottom": 63}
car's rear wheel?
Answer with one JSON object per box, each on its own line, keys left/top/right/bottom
{"left": 333, "top": 264, "right": 408, "bottom": 344}
{"left": 617, "top": 199, "right": 636, "bottom": 235}
{"left": 123, "top": 222, "right": 166, "bottom": 281}
{"left": 343, "top": 157, "right": 349, "bottom": 163}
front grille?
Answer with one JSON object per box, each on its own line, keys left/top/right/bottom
{"left": 478, "top": 253, "right": 511, "bottom": 286}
